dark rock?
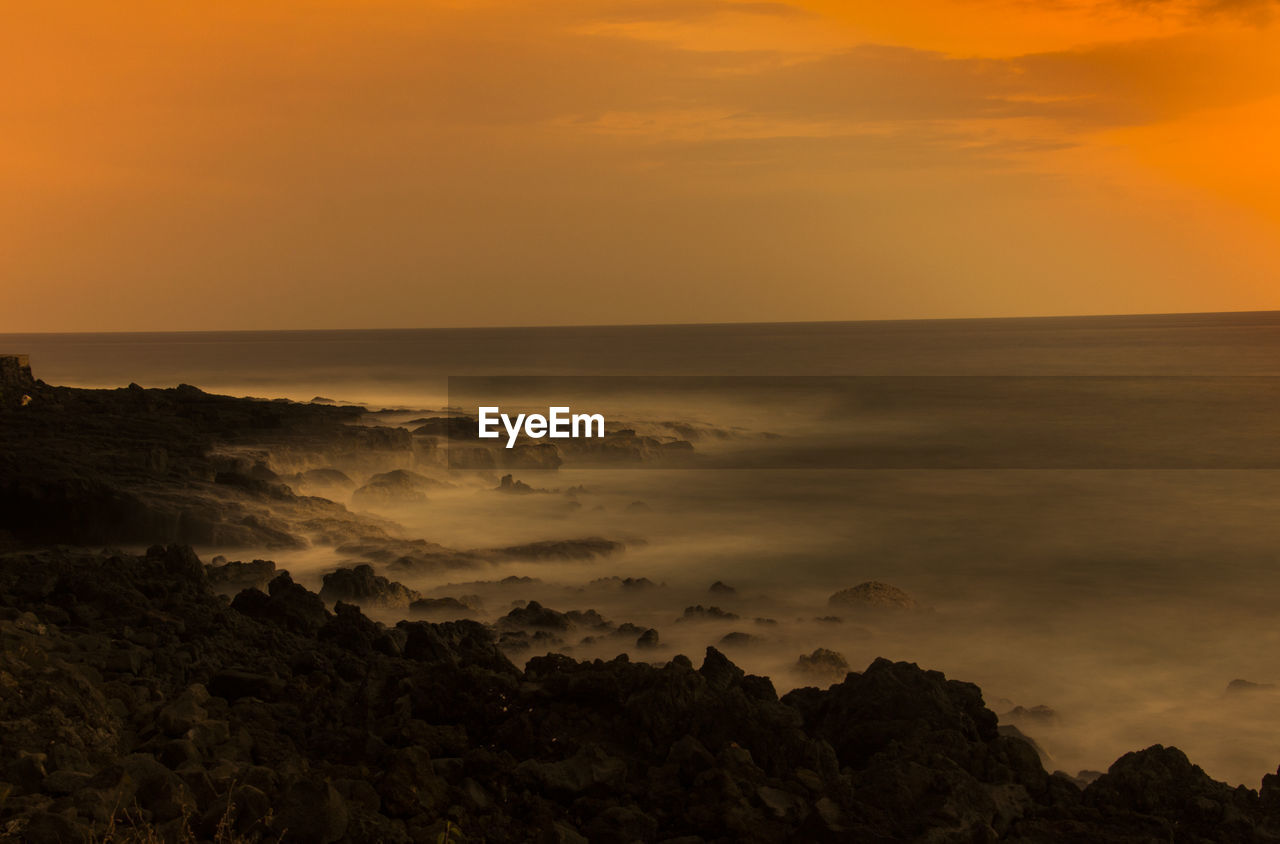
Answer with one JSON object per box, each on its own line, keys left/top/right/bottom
{"left": 206, "top": 558, "right": 276, "bottom": 594}
{"left": 231, "top": 571, "right": 331, "bottom": 635}
{"left": 17, "top": 811, "right": 90, "bottom": 844}
{"left": 320, "top": 564, "right": 420, "bottom": 609}
{"left": 208, "top": 668, "right": 285, "bottom": 702}
{"left": 495, "top": 473, "right": 546, "bottom": 494}
{"left": 352, "top": 469, "right": 443, "bottom": 506}
{"left": 709, "top": 580, "right": 737, "bottom": 595}
{"left": 677, "top": 605, "right": 739, "bottom": 622}
{"left": 501, "top": 600, "right": 574, "bottom": 631}
{"left": 795, "top": 648, "right": 849, "bottom": 681}
{"left": 828, "top": 581, "right": 916, "bottom": 610}
{"left": 588, "top": 576, "right": 658, "bottom": 590}
{"left": 408, "top": 596, "right": 476, "bottom": 618}
{"left": 1084, "top": 744, "right": 1259, "bottom": 840}
{"left": 1002, "top": 703, "right": 1061, "bottom": 727}
{"left": 272, "top": 780, "right": 349, "bottom": 843}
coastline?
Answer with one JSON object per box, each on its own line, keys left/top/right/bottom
{"left": 3, "top": 363, "right": 1280, "bottom": 841}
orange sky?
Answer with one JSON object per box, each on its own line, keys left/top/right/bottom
{"left": 4, "top": 0, "right": 1280, "bottom": 331}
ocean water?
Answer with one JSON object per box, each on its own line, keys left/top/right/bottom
{"left": 8, "top": 310, "right": 1280, "bottom": 786}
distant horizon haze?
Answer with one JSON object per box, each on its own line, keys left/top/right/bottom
{"left": 7, "top": 306, "right": 1280, "bottom": 337}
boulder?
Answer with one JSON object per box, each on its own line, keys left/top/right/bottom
{"left": 795, "top": 648, "right": 850, "bottom": 681}
{"left": 320, "top": 564, "right": 420, "bottom": 609}
{"left": 828, "top": 581, "right": 917, "bottom": 610}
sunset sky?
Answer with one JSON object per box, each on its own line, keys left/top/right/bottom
{"left": 5, "top": 0, "right": 1280, "bottom": 331}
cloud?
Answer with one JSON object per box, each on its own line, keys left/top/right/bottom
{"left": 1096, "top": 0, "right": 1277, "bottom": 24}
{"left": 585, "top": 0, "right": 810, "bottom": 21}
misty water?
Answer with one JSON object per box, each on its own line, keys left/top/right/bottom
{"left": 7, "top": 310, "right": 1280, "bottom": 786}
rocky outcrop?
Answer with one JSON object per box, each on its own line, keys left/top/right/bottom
{"left": 0, "top": 378, "right": 394, "bottom": 550}
{"left": 828, "top": 581, "right": 917, "bottom": 610}
{"left": 677, "top": 604, "right": 740, "bottom": 622}
{"left": 319, "top": 564, "right": 421, "bottom": 610}
{"left": 0, "top": 354, "right": 35, "bottom": 407}
{"left": 351, "top": 469, "right": 445, "bottom": 506}
{"left": 408, "top": 596, "right": 476, "bottom": 619}
{"left": 3, "top": 547, "right": 1280, "bottom": 841}
{"left": 795, "top": 647, "right": 850, "bottom": 681}
{"left": 205, "top": 558, "right": 277, "bottom": 595}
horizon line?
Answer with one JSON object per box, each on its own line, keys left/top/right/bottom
{"left": 3, "top": 307, "right": 1280, "bottom": 336}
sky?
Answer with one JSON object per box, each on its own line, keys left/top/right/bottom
{"left": 4, "top": 0, "right": 1280, "bottom": 331}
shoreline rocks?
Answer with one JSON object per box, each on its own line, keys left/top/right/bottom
{"left": 3, "top": 546, "right": 1280, "bottom": 841}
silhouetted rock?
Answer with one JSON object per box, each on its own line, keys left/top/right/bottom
{"left": 1, "top": 547, "right": 1276, "bottom": 842}
{"left": 232, "top": 571, "right": 331, "bottom": 636}
{"left": 588, "top": 575, "right": 658, "bottom": 590}
{"left": 709, "top": 580, "right": 737, "bottom": 595}
{"left": 320, "top": 564, "right": 421, "bottom": 609}
{"left": 296, "top": 467, "right": 355, "bottom": 488}
{"left": 677, "top": 604, "right": 740, "bottom": 622}
{"left": 495, "top": 474, "right": 547, "bottom": 494}
{"left": 487, "top": 537, "right": 624, "bottom": 561}
{"left": 409, "top": 596, "right": 477, "bottom": 619}
{"left": 0, "top": 354, "right": 35, "bottom": 407}
{"left": 206, "top": 558, "right": 277, "bottom": 595}
{"left": 1083, "top": 745, "right": 1262, "bottom": 841}
{"left": 500, "top": 600, "right": 575, "bottom": 631}
{"left": 828, "top": 581, "right": 917, "bottom": 610}
{"left": 795, "top": 648, "right": 849, "bottom": 681}
{"left": 1002, "top": 703, "right": 1061, "bottom": 727}
{"left": 352, "top": 469, "right": 443, "bottom": 505}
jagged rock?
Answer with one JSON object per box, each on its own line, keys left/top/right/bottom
{"left": 338, "top": 538, "right": 482, "bottom": 573}
{"left": 206, "top": 558, "right": 277, "bottom": 594}
{"left": 232, "top": 571, "right": 331, "bottom": 635}
{"left": 828, "top": 581, "right": 917, "bottom": 610}
{"left": 409, "top": 596, "right": 476, "bottom": 618}
{"left": 636, "top": 628, "right": 660, "bottom": 649}
{"left": 352, "top": 469, "right": 442, "bottom": 505}
{"left": 500, "top": 600, "right": 574, "bottom": 631}
{"left": 1083, "top": 745, "right": 1261, "bottom": 840}
{"left": 319, "top": 564, "right": 421, "bottom": 609}
{"left": 4, "top": 397, "right": 1280, "bottom": 844}
{"left": 709, "top": 580, "right": 737, "bottom": 595}
{"left": 0, "top": 354, "right": 35, "bottom": 407}
{"left": 588, "top": 576, "right": 658, "bottom": 590}
{"left": 1002, "top": 703, "right": 1061, "bottom": 727}
{"left": 495, "top": 474, "right": 546, "bottom": 494}
{"left": 795, "top": 648, "right": 849, "bottom": 681}
{"left": 677, "top": 605, "right": 740, "bottom": 622}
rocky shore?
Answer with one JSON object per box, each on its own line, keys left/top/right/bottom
{"left": 4, "top": 365, "right": 1280, "bottom": 842}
